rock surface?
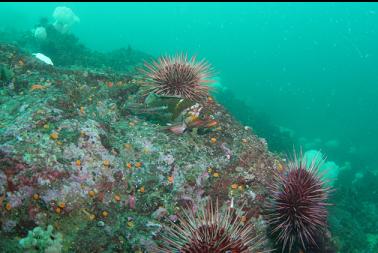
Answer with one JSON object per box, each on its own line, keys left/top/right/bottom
{"left": 0, "top": 43, "right": 281, "bottom": 252}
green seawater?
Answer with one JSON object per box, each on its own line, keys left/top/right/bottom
{"left": 1, "top": 2, "right": 378, "bottom": 252}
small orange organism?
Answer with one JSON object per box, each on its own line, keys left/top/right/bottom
{"left": 31, "top": 84, "right": 48, "bottom": 91}
{"left": 139, "top": 186, "right": 145, "bottom": 193}
{"left": 127, "top": 163, "right": 132, "bottom": 169}
{"left": 5, "top": 203, "right": 11, "bottom": 211}
{"left": 213, "top": 172, "right": 220, "bottom": 178}
{"left": 210, "top": 137, "right": 217, "bottom": 144}
{"left": 33, "top": 193, "right": 40, "bottom": 200}
{"left": 135, "top": 162, "right": 142, "bottom": 168}
{"left": 231, "top": 184, "right": 238, "bottom": 190}
{"left": 58, "top": 202, "right": 65, "bottom": 209}
{"left": 55, "top": 207, "right": 62, "bottom": 214}
{"left": 76, "top": 160, "right": 81, "bottom": 166}
{"left": 103, "top": 160, "right": 110, "bottom": 167}
{"left": 88, "top": 190, "right": 96, "bottom": 198}
{"left": 50, "top": 132, "right": 59, "bottom": 140}
{"left": 114, "top": 195, "right": 121, "bottom": 202}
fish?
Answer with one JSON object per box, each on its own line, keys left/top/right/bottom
{"left": 204, "top": 120, "right": 218, "bottom": 128}
{"left": 167, "top": 122, "right": 187, "bottom": 134}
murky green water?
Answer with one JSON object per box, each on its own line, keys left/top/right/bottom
{"left": 1, "top": 2, "right": 378, "bottom": 252}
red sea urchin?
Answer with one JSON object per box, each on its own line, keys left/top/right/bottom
{"left": 139, "top": 53, "right": 214, "bottom": 101}
{"left": 154, "top": 199, "right": 262, "bottom": 253}
{"left": 267, "top": 152, "right": 331, "bottom": 252}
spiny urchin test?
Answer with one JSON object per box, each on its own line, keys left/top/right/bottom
{"left": 139, "top": 53, "right": 214, "bottom": 101}
{"left": 267, "top": 152, "right": 331, "bottom": 252}
{"left": 154, "top": 199, "right": 262, "bottom": 253}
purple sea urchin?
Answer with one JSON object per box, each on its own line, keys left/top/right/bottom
{"left": 139, "top": 53, "right": 214, "bottom": 101}
{"left": 267, "top": 152, "right": 331, "bottom": 252}
{"left": 155, "top": 199, "right": 262, "bottom": 253}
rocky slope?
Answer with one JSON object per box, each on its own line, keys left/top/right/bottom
{"left": 0, "top": 43, "right": 281, "bottom": 252}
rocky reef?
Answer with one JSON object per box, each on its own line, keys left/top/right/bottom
{"left": 0, "top": 42, "right": 285, "bottom": 252}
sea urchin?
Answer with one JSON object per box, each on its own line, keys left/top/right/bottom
{"left": 155, "top": 199, "right": 262, "bottom": 253}
{"left": 139, "top": 53, "right": 214, "bottom": 101}
{"left": 267, "top": 152, "right": 331, "bottom": 252}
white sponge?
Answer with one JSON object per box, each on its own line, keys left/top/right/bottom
{"left": 303, "top": 149, "right": 340, "bottom": 185}
{"left": 52, "top": 6, "right": 80, "bottom": 34}
{"left": 34, "top": 27, "right": 47, "bottom": 40}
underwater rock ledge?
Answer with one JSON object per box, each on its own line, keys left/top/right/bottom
{"left": 0, "top": 42, "right": 332, "bottom": 252}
